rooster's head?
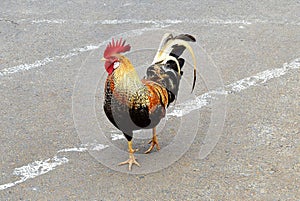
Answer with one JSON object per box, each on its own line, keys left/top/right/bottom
{"left": 102, "top": 38, "right": 131, "bottom": 74}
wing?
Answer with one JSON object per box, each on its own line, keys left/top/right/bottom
{"left": 142, "top": 79, "right": 169, "bottom": 114}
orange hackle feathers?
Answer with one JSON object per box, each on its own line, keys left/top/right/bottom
{"left": 103, "top": 38, "right": 131, "bottom": 59}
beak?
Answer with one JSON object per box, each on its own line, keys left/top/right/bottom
{"left": 101, "top": 57, "right": 106, "bottom": 61}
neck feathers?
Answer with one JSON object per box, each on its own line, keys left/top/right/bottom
{"left": 112, "top": 56, "right": 144, "bottom": 97}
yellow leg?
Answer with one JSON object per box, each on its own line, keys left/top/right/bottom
{"left": 145, "top": 127, "right": 160, "bottom": 154}
{"left": 118, "top": 141, "right": 140, "bottom": 170}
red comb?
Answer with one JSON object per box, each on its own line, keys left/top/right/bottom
{"left": 103, "top": 38, "right": 131, "bottom": 58}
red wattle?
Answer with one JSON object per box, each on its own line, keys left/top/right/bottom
{"left": 105, "top": 61, "right": 114, "bottom": 74}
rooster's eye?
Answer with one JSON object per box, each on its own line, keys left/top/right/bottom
{"left": 113, "top": 61, "right": 120, "bottom": 69}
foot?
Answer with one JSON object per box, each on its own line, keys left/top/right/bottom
{"left": 118, "top": 152, "right": 140, "bottom": 170}
{"left": 144, "top": 135, "right": 160, "bottom": 154}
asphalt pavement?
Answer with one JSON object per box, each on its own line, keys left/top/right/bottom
{"left": 0, "top": 1, "right": 299, "bottom": 200}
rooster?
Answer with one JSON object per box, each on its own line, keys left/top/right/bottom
{"left": 102, "top": 33, "right": 196, "bottom": 170}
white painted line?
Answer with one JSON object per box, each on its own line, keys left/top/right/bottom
{"left": 167, "top": 89, "right": 227, "bottom": 117}
{"left": 108, "top": 58, "right": 299, "bottom": 139}
{"left": 0, "top": 156, "right": 68, "bottom": 191}
{"left": 111, "top": 133, "right": 126, "bottom": 141}
{"left": 109, "top": 58, "right": 300, "bottom": 137}
{"left": 0, "top": 143, "right": 108, "bottom": 191}
{"left": 0, "top": 57, "right": 54, "bottom": 77}
{"left": 188, "top": 19, "right": 252, "bottom": 25}
{"left": 94, "top": 19, "right": 182, "bottom": 25}
{"left": 1, "top": 17, "right": 299, "bottom": 187}
{"left": 0, "top": 58, "right": 299, "bottom": 189}
{"left": 0, "top": 46, "right": 100, "bottom": 77}
{"left": 168, "top": 58, "right": 300, "bottom": 117}
{"left": 90, "top": 144, "right": 109, "bottom": 151}
{"left": 2, "top": 17, "right": 298, "bottom": 77}
{"left": 31, "top": 19, "right": 66, "bottom": 24}
{"left": 99, "top": 18, "right": 298, "bottom": 26}
{"left": 0, "top": 26, "right": 167, "bottom": 78}
{"left": 57, "top": 147, "right": 88, "bottom": 153}
{"left": 227, "top": 59, "right": 300, "bottom": 92}
{"left": 21, "top": 18, "right": 300, "bottom": 26}
{"left": 57, "top": 143, "right": 109, "bottom": 153}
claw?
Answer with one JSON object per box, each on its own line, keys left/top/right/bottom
{"left": 118, "top": 153, "right": 140, "bottom": 171}
{"left": 118, "top": 140, "right": 140, "bottom": 170}
{"left": 145, "top": 128, "right": 160, "bottom": 154}
{"left": 144, "top": 139, "right": 160, "bottom": 154}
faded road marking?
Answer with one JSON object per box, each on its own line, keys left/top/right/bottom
{"left": 1, "top": 58, "right": 299, "bottom": 189}
{"left": 0, "top": 26, "right": 167, "bottom": 78}
{"left": 21, "top": 18, "right": 300, "bottom": 26}
{"left": 168, "top": 58, "right": 300, "bottom": 117}
{"left": 0, "top": 143, "right": 108, "bottom": 191}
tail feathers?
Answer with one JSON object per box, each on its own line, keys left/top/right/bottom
{"left": 174, "top": 34, "right": 196, "bottom": 42}
{"left": 152, "top": 33, "right": 196, "bottom": 64}
{"left": 146, "top": 58, "right": 185, "bottom": 104}
{"left": 153, "top": 33, "right": 174, "bottom": 61}
{"left": 166, "top": 58, "right": 185, "bottom": 75}
{"left": 169, "top": 34, "right": 196, "bottom": 59}
{"left": 151, "top": 33, "right": 196, "bottom": 95}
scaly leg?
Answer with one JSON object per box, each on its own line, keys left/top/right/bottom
{"left": 145, "top": 127, "right": 160, "bottom": 154}
{"left": 118, "top": 141, "right": 140, "bottom": 170}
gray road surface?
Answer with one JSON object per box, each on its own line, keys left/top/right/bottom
{"left": 1, "top": 1, "right": 299, "bottom": 200}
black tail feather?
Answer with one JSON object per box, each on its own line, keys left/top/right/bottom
{"left": 174, "top": 34, "right": 196, "bottom": 42}
{"left": 147, "top": 33, "right": 196, "bottom": 105}
{"left": 169, "top": 34, "right": 196, "bottom": 58}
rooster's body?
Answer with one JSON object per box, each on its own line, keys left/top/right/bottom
{"left": 102, "top": 34, "right": 196, "bottom": 170}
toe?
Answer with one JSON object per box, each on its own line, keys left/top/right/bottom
{"left": 118, "top": 159, "right": 129, "bottom": 166}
